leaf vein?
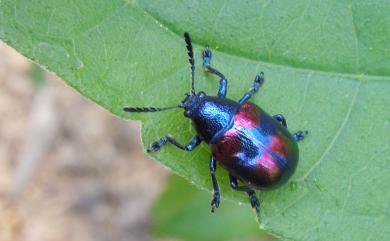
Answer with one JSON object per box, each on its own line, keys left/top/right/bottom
{"left": 301, "top": 81, "right": 361, "bottom": 180}
{"left": 349, "top": 3, "right": 360, "bottom": 73}
{"left": 133, "top": 2, "right": 390, "bottom": 80}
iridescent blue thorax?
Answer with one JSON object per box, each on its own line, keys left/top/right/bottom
{"left": 182, "top": 92, "right": 240, "bottom": 143}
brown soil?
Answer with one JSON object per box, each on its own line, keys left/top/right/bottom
{"left": 0, "top": 40, "right": 170, "bottom": 241}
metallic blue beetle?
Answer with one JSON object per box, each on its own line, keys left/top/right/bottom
{"left": 124, "top": 32, "right": 308, "bottom": 213}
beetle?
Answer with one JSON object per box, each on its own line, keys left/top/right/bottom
{"left": 124, "top": 32, "right": 308, "bottom": 213}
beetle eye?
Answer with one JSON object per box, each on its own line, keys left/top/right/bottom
{"left": 184, "top": 110, "right": 191, "bottom": 117}
{"left": 198, "top": 91, "right": 205, "bottom": 98}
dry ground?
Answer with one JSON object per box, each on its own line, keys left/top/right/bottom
{"left": 0, "top": 40, "right": 170, "bottom": 241}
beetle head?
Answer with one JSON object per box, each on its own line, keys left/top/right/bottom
{"left": 182, "top": 91, "right": 206, "bottom": 117}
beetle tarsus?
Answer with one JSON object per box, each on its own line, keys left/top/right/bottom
{"left": 209, "top": 156, "right": 220, "bottom": 212}
{"left": 210, "top": 191, "right": 220, "bottom": 212}
{"left": 147, "top": 138, "right": 166, "bottom": 152}
{"left": 253, "top": 73, "right": 265, "bottom": 90}
{"left": 202, "top": 46, "right": 228, "bottom": 97}
{"left": 293, "top": 130, "right": 309, "bottom": 142}
{"left": 248, "top": 190, "right": 260, "bottom": 213}
{"left": 147, "top": 135, "right": 202, "bottom": 152}
{"left": 273, "top": 114, "right": 287, "bottom": 128}
{"left": 203, "top": 46, "right": 226, "bottom": 80}
{"left": 229, "top": 175, "right": 261, "bottom": 213}
{"left": 238, "top": 73, "right": 265, "bottom": 104}
{"left": 202, "top": 46, "right": 212, "bottom": 68}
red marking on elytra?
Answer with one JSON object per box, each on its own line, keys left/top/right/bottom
{"left": 234, "top": 103, "right": 260, "bottom": 129}
{"left": 269, "top": 135, "right": 284, "bottom": 153}
{"left": 256, "top": 152, "right": 280, "bottom": 181}
{"left": 212, "top": 129, "right": 241, "bottom": 164}
{"left": 268, "top": 135, "right": 289, "bottom": 159}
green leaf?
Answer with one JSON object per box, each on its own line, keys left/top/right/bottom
{"left": 152, "top": 174, "right": 273, "bottom": 241}
{"left": 1, "top": 1, "right": 389, "bottom": 240}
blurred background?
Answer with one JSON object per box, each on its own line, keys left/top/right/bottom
{"left": 0, "top": 40, "right": 274, "bottom": 241}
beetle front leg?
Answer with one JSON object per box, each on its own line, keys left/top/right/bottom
{"left": 210, "top": 156, "right": 220, "bottom": 212}
{"left": 147, "top": 135, "right": 202, "bottom": 152}
{"left": 229, "top": 175, "right": 260, "bottom": 214}
{"left": 273, "top": 114, "right": 287, "bottom": 127}
{"left": 238, "top": 73, "right": 265, "bottom": 104}
{"left": 203, "top": 46, "right": 227, "bottom": 98}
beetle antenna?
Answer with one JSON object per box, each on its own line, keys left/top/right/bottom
{"left": 184, "top": 32, "right": 195, "bottom": 95}
{"left": 123, "top": 105, "right": 183, "bottom": 113}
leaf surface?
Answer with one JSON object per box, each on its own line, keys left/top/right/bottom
{"left": 1, "top": 1, "right": 389, "bottom": 240}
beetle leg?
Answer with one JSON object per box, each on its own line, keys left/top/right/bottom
{"left": 238, "top": 73, "right": 265, "bottom": 104}
{"left": 203, "top": 46, "right": 227, "bottom": 98}
{"left": 293, "top": 130, "right": 309, "bottom": 142}
{"left": 147, "top": 135, "right": 202, "bottom": 152}
{"left": 273, "top": 114, "right": 287, "bottom": 127}
{"left": 210, "top": 156, "right": 220, "bottom": 212}
{"left": 229, "top": 175, "right": 260, "bottom": 214}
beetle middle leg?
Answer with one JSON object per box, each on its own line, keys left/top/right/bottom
{"left": 210, "top": 156, "right": 220, "bottom": 212}
{"left": 203, "top": 46, "right": 227, "bottom": 98}
{"left": 273, "top": 115, "right": 309, "bottom": 141}
{"left": 238, "top": 73, "right": 265, "bottom": 104}
{"left": 147, "top": 135, "right": 202, "bottom": 152}
{"left": 229, "top": 175, "right": 260, "bottom": 214}
{"left": 273, "top": 114, "right": 287, "bottom": 127}
{"left": 293, "top": 131, "right": 309, "bottom": 142}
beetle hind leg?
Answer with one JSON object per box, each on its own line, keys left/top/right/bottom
{"left": 203, "top": 47, "right": 227, "bottom": 98}
{"left": 229, "top": 175, "right": 260, "bottom": 214}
